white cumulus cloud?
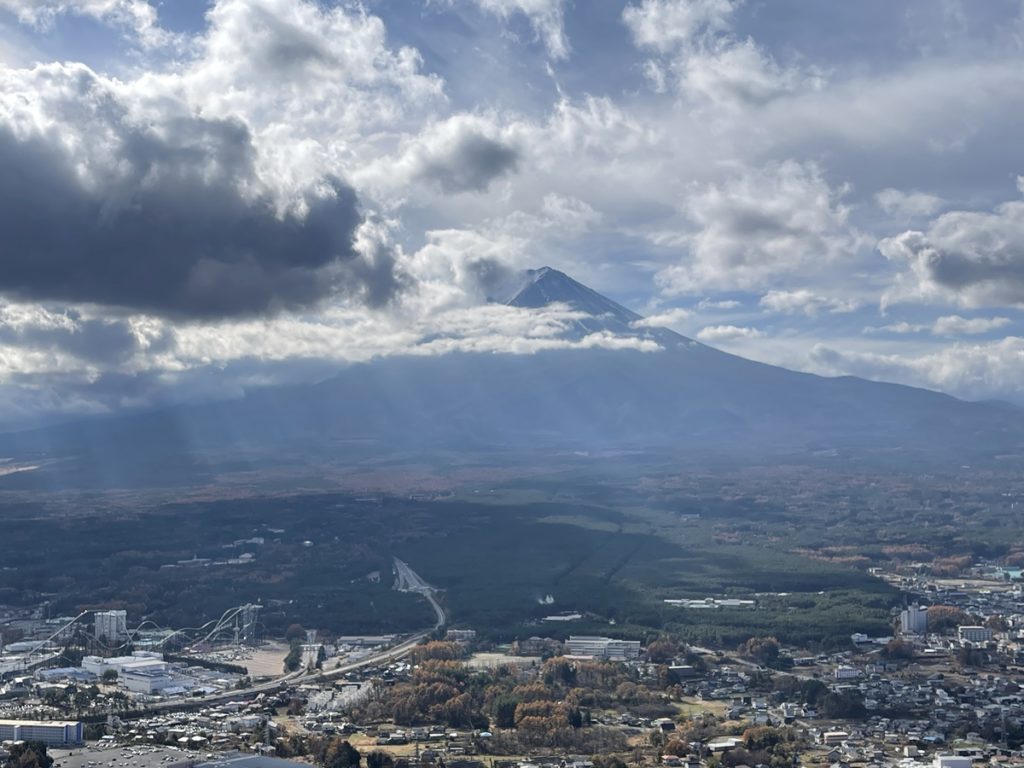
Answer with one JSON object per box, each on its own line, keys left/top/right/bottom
{"left": 0, "top": 0, "right": 177, "bottom": 48}
{"left": 760, "top": 289, "right": 859, "bottom": 316}
{"left": 631, "top": 307, "right": 692, "bottom": 329}
{"left": 656, "top": 160, "right": 863, "bottom": 294}
{"left": 931, "top": 314, "right": 1011, "bottom": 336}
{"left": 880, "top": 180, "right": 1024, "bottom": 308}
{"left": 696, "top": 324, "right": 765, "bottom": 341}
{"left": 623, "top": 0, "right": 822, "bottom": 109}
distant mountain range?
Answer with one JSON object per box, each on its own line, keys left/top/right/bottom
{"left": 2, "top": 267, "right": 1023, "bottom": 488}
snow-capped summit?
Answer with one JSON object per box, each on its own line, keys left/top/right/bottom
{"left": 507, "top": 267, "right": 641, "bottom": 327}
{"left": 503, "top": 266, "right": 659, "bottom": 340}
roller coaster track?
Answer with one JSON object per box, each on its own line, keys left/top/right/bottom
{"left": 124, "top": 560, "right": 447, "bottom": 715}
{"left": 11, "top": 562, "right": 445, "bottom": 714}
{"left": 10, "top": 604, "right": 262, "bottom": 667}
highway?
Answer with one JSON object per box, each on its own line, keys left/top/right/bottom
{"left": 316, "top": 559, "right": 447, "bottom": 682}
{"left": 392, "top": 557, "right": 446, "bottom": 630}
{"left": 131, "top": 559, "right": 446, "bottom": 715}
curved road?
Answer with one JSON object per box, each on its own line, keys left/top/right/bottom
{"left": 392, "top": 557, "right": 446, "bottom": 630}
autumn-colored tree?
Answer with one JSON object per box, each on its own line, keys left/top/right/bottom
{"left": 413, "top": 659, "right": 466, "bottom": 686}
{"left": 927, "top": 605, "right": 974, "bottom": 633}
{"left": 930, "top": 555, "right": 973, "bottom": 577}
{"left": 985, "top": 615, "right": 1009, "bottom": 632}
{"left": 739, "top": 636, "right": 781, "bottom": 665}
{"left": 443, "top": 692, "right": 475, "bottom": 727}
{"left": 1004, "top": 551, "right": 1024, "bottom": 567}
{"left": 411, "top": 641, "right": 461, "bottom": 662}
{"left": 614, "top": 681, "right": 640, "bottom": 703}
{"left": 663, "top": 738, "right": 689, "bottom": 757}
{"left": 541, "top": 657, "right": 577, "bottom": 686}
{"left": 515, "top": 700, "right": 572, "bottom": 731}
{"left": 674, "top": 715, "right": 723, "bottom": 744}
{"left": 881, "top": 639, "right": 916, "bottom": 660}
{"left": 742, "top": 726, "right": 794, "bottom": 751}
{"left": 512, "top": 682, "right": 559, "bottom": 703}
{"left": 646, "top": 639, "right": 677, "bottom": 664}
{"left": 573, "top": 660, "right": 631, "bottom": 690}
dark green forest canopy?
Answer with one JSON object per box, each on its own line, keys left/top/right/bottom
{"left": 0, "top": 485, "right": 901, "bottom": 647}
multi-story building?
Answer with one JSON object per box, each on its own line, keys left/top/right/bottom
{"left": 82, "top": 651, "right": 166, "bottom": 677}
{"left": 120, "top": 668, "right": 177, "bottom": 694}
{"left": 957, "top": 625, "right": 993, "bottom": 644}
{"left": 566, "top": 635, "right": 641, "bottom": 660}
{"left": 0, "top": 719, "right": 83, "bottom": 746}
{"left": 900, "top": 605, "right": 928, "bottom": 635}
{"left": 94, "top": 610, "right": 128, "bottom": 643}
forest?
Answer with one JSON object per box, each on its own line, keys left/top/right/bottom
{"left": 0, "top": 486, "right": 898, "bottom": 648}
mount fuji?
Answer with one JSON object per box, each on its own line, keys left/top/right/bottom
{"left": 2, "top": 267, "right": 1022, "bottom": 487}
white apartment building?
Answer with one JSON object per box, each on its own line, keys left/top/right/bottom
{"left": 566, "top": 635, "right": 641, "bottom": 660}
{"left": 93, "top": 610, "right": 128, "bottom": 643}
{"left": 900, "top": 605, "right": 928, "bottom": 635}
{"left": 0, "top": 719, "right": 83, "bottom": 746}
{"left": 957, "top": 625, "right": 993, "bottom": 644}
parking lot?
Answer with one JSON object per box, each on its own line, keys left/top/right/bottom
{"left": 50, "top": 745, "right": 204, "bottom": 768}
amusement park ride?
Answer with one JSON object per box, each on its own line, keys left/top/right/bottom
{"left": 3, "top": 604, "right": 264, "bottom": 673}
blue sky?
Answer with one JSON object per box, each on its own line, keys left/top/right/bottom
{"left": 1, "top": 0, "right": 1024, "bottom": 426}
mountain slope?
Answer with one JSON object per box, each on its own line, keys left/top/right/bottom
{"left": 509, "top": 266, "right": 641, "bottom": 327}
{"left": 1, "top": 267, "right": 1022, "bottom": 487}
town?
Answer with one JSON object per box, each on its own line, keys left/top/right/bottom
{"left": 3, "top": 558, "right": 1024, "bottom": 768}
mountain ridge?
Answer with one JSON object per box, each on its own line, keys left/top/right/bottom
{"left": 0, "top": 267, "right": 1021, "bottom": 488}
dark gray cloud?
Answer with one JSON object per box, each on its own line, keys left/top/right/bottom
{"left": 416, "top": 130, "right": 520, "bottom": 194}
{"left": 462, "top": 256, "right": 522, "bottom": 301}
{"left": 0, "top": 111, "right": 398, "bottom": 318}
